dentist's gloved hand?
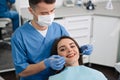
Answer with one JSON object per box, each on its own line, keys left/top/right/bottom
{"left": 80, "top": 44, "right": 93, "bottom": 55}
{"left": 44, "top": 55, "right": 65, "bottom": 70}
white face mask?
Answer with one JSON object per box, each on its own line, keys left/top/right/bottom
{"left": 37, "top": 13, "right": 55, "bottom": 27}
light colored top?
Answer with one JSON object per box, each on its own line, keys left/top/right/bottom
{"left": 49, "top": 65, "right": 107, "bottom": 80}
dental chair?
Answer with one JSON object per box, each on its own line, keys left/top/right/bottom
{"left": 0, "top": 18, "right": 11, "bottom": 44}
{"left": 115, "top": 62, "right": 120, "bottom": 80}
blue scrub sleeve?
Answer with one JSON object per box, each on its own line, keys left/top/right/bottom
{"left": 11, "top": 37, "right": 29, "bottom": 74}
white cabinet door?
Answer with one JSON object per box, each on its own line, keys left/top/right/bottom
{"left": 90, "top": 16, "right": 120, "bottom": 67}
{"left": 65, "top": 16, "right": 92, "bottom": 46}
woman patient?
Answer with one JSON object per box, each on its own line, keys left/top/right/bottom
{"left": 49, "top": 36, "right": 107, "bottom": 80}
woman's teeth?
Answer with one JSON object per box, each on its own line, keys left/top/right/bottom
{"left": 66, "top": 53, "right": 75, "bottom": 58}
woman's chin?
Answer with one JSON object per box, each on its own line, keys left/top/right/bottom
{"left": 65, "top": 60, "right": 79, "bottom": 66}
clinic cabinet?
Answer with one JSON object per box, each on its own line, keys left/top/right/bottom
{"left": 54, "top": 16, "right": 92, "bottom": 63}
{"left": 90, "top": 16, "right": 120, "bottom": 67}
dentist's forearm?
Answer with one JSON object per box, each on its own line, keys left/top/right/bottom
{"left": 19, "top": 61, "right": 46, "bottom": 77}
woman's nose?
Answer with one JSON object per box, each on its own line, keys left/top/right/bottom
{"left": 67, "top": 48, "right": 72, "bottom": 53}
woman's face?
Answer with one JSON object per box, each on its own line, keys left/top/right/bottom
{"left": 57, "top": 38, "right": 80, "bottom": 66}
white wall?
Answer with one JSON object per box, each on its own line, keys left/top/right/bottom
{"left": 15, "top": 0, "right": 119, "bottom": 11}
{"left": 15, "top": 0, "right": 118, "bottom": 12}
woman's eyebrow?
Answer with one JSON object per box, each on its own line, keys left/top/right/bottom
{"left": 58, "top": 45, "right": 65, "bottom": 50}
{"left": 58, "top": 42, "right": 75, "bottom": 49}
{"left": 70, "top": 42, "right": 75, "bottom": 45}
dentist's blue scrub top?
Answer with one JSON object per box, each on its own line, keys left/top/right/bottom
{"left": 11, "top": 21, "right": 69, "bottom": 80}
{"left": 49, "top": 65, "right": 107, "bottom": 80}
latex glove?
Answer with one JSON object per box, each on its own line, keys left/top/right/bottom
{"left": 80, "top": 44, "right": 93, "bottom": 55}
{"left": 44, "top": 55, "right": 65, "bottom": 70}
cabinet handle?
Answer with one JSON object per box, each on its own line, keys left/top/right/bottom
{"left": 72, "top": 35, "right": 88, "bottom": 38}
{"left": 68, "top": 27, "right": 88, "bottom": 30}
{"left": 68, "top": 19, "right": 89, "bottom": 23}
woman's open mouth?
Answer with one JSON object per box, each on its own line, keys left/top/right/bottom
{"left": 66, "top": 53, "right": 76, "bottom": 58}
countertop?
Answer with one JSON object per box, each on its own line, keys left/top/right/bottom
{"left": 20, "top": 1, "right": 120, "bottom": 19}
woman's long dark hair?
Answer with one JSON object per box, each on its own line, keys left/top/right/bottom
{"left": 50, "top": 36, "right": 83, "bottom": 74}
